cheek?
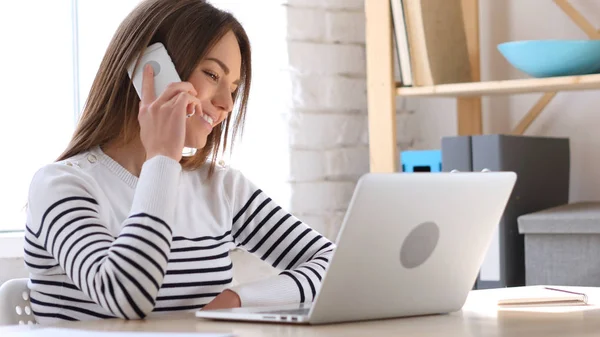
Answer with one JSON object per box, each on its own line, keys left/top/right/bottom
{"left": 187, "top": 75, "right": 211, "bottom": 99}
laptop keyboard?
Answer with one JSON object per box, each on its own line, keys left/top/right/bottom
{"left": 259, "top": 308, "right": 310, "bottom": 316}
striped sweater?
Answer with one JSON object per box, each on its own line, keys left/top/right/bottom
{"left": 24, "top": 146, "right": 334, "bottom": 324}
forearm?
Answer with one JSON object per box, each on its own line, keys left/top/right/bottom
{"left": 27, "top": 156, "right": 181, "bottom": 319}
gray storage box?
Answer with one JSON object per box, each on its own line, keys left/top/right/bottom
{"left": 518, "top": 202, "right": 600, "bottom": 286}
{"left": 443, "top": 135, "right": 570, "bottom": 289}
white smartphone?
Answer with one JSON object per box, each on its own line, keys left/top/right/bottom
{"left": 127, "top": 42, "right": 197, "bottom": 157}
{"left": 127, "top": 42, "right": 182, "bottom": 100}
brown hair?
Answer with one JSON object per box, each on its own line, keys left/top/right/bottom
{"left": 57, "top": 0, "right": 251, "bottom": 176}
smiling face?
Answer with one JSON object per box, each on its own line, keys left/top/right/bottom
{"left": 184, "top": 30, "right": 242, "bottom": 149}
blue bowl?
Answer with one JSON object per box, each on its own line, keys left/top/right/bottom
{"left": 497, "top": 40, "right": 600, "bottom": 77}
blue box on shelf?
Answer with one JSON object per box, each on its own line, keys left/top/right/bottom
{"left": 401, "top": 150, "right": 442, "bottom": 172}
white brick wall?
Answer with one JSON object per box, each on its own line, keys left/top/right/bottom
{"left": 326, "top": 11, "right": 366, "bottom": 44}
{"left": 290, "top": 181, "right": 357, "bottom": 214}
{"left": 283, "top": 0, "right": 368, "bottom": 240}
{"left": 288, "top": 42, "right": 365, "bottom": 74}
{"left": 290, "top": 75, "right": 367, "bottom": 110}
{"left": 286, "top": 0, "right": 364, "bottom": 10}
{"left": 287, "top": 113, "right": 368, "bottom": 149}
{"left": 286, "top": 7, "right": 326, "bottom": 41}
{"left": 289, "top": 147, "right": 369, "bottom": 182}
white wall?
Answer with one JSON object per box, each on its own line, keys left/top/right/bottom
{"left": 0, "top": 258, "right": 27, "bottom": 285}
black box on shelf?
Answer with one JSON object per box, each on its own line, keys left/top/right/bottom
{"left": 441, "top": 134, "right": 570, "bottom": 289}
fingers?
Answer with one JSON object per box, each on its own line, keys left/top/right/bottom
{"left": 173, "top": 92, "right": 193, "bottom": 118}
{"left": 140, "top": 63, "right": 197, "bottom": 108}
{"left": 141, "top": 64, "right": 156, "bottom": 105}
{"left": 172, "top": 92, "right": 203, "bottom": 118}
{"left": 186, "top": 94, "right": 203, "bottom": 118}
{"left": 192, "top": 100, "right": 203, "bottom": 118}
{"left": 154, "top": 82, "right": 198, "bottom": 107}
{"left": 186, "top": 104, "right": 196, "bottom": 118}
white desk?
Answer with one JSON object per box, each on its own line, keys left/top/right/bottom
{"left": 3, "top": 286, "right": 600, "bottom": 336}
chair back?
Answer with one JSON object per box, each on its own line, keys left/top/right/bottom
{"left": 0, "top": 278, "right": 36, "bottom": 326}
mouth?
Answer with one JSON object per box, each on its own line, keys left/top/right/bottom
{"left": 200, "top": 113, "right": 214, "bottom": 126}
{"left": 196, "top": 110, "right": 216, "bottom": 129}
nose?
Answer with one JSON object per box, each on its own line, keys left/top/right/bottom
{"left": 212, "top": 86, "right": 234, "bottom": 119}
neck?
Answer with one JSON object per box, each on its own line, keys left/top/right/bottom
{"left": 101, "top": 137, "right": 147, "bottom": 177}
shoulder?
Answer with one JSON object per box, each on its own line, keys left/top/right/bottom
{"left": 218, "top": 164, "right": 263, "bottom": 209}
{"left": 28, "top": 150, "right": 101, "bottom": 202}
{"left": 26, "top": 151, "right": 106, "bottom": 239}
{"left": 189, "top": 160, "right": 252, "bottom": 187}
{"left": 213, "top": 162, "right": 256, "bottom": 191}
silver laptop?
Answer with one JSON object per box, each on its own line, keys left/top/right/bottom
{"left": 195, "top": 171, "right": 517, "bottom": 325}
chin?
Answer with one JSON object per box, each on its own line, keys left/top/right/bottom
{"left": 184, "top": 124, "right": 210, "bottom": 150}
{"left": 184, "top": 136, "right": 208, "bottom": 150}
{"left": 184, "top": 141, "right": 207, "bottom": 150}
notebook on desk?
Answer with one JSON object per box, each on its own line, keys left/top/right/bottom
{"left": 497, "top": 286, "right": 588, "bottom": 307}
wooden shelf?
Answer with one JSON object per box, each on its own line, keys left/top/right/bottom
{"left": 365, "top": 0, "right": 600, "bottom": 173}
{"left": 396, "top": 73, "right": 600, "bottom": 97}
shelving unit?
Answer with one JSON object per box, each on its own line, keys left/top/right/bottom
{"left": 364, "top": 0, "right": 600, "bottom": 173}
{"left": 396, "top": 73, "right": 600, "bottom": 97}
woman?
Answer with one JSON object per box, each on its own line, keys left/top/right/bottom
{"left": 24, "top": 0, "right": 334, "bottom": 323}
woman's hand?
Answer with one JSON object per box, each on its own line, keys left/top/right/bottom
{"left": 202, "top": 290, "right": 241, "bottom": 311}
{"left": 138, "top": 64, "right": 203, "bottom": 162}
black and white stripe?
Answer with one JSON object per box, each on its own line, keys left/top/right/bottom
{"left": 25, "top": 195, "right": 173, "bottom": 320}
{"left": 26, "top": 227, "right": 237, "bottom": 321}
{"left": 25, "top": 160, "right": 334, "bottom": 324}
{"left": 232, "top": 189, "right": 334, "bottom": 303}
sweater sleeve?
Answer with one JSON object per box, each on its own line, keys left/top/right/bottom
{"left": 25, "top": 156, "right": 181, "bottom": 319}
{"left": 225, "top": 169, "right": 335, "bottom": 307}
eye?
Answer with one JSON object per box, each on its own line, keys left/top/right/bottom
{"left": 203, "top": 70, "right": 219, "bottom": 83}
